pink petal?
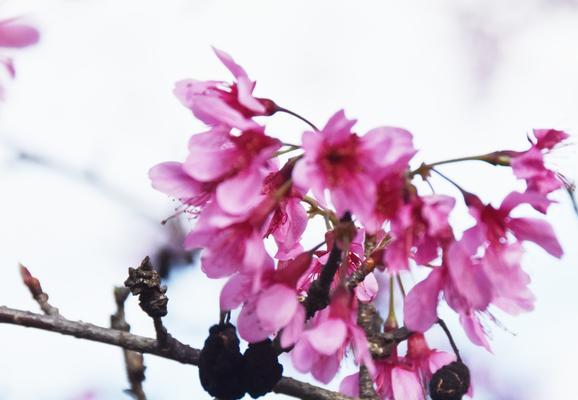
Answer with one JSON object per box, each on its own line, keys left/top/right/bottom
{"left": 312, "top": 354, "right": 341, "bottom": 384}
{"left": 362, "top": 126, "right": 416, "bottom": 173}
{"left": 391, "top": 367, "right": 423, "bottom": 400}
{"left": 256, "top": 284, "right": 298, "bottom": 332}
{"left": 428, "top": 351, "right": 456, "bottom": 374}
{"left": 281, "top": 305, "right": 305, "bottom": 348}
{"left": 291, "top": 338, "right": 317, "bottom": 373}
{"left": 534, "top": 128, "right": 569, "bottom": 150}
{"left": 421, "top": 195, "right": 455, "bottom": 237}
{"left": 0, "top": 20, "right": 39, "bottom": 48}
{"left": 350, "top": 325, "right": 375, "bottom": 375}
{"left": 216, "top": 169, "right": 264, "bottom": 215}
{"left": 403, "top": 268, "right": 444, "bottom": 332}
{"left": 355, "top": 273, "right": 378, "bottom": 303}
{"left": 237, "top": 76, "right": 265, "bottom": 114}
{"left": 242, "top": 233, "right": 271, "bottom": 273}
{"left": 237, "top": 297, "right": 271, "bottom": 343}
{"left": 148, "top": 162, "right": 205, "bottom": 201}
{"left": 331, "top": 174, "right": 376, "bottom": 222}
{"left": 199, "top": 248, "right": 239, "bottom": 278}
{"left": 183, "top": 141, "right": 238, "bottom": 182}
{"left": 322, "top": 110, "right": 357, "bottom": 145}
{"left": 220, "top": 274, "right": 251, "bottom": 310}
{"left": 339, "top": 373, "right": 360, "bottom": 398}
{"left": 460, "top": 313, "right": 492, "bottom": 352}
{"left": 212, "top": 47, "right": 249, "bottom": 79}
{"left": 306, "top": 319, "right": 347, "bottom": 355}
{"left": 509, "top": 217, "right": 563, "bottom": 258}
{"left": 500, "top": 191, "right": 552, "bottom": 215}
{"left": 447, "top": 243, "right": 492, "bottom": 310}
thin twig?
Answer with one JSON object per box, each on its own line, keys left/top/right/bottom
{"left": 19, "top": 264, "right": 60, "bottom": 317}
{"left": 0, "top": 306, "right": 353, "bottom": 400}
{"left": 110, "top": 287, "right": 147, "bottom": 400}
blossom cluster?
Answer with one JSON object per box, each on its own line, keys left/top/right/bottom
{"left": 150, "top": 48, "right": 570, "bottom": 399}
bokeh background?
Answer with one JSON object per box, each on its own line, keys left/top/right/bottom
{"left": 0, "top": 0, "right": 577, "bottom": 399}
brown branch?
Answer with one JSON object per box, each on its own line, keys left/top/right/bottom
{"left": 110, "top": 287, "right": 147, "bottom": 400}
{"left": 273, "top": 377, "right": 353, "bottom": 400}
{"left": 0, "top": 306, "right": 354, "bottom": 400}
{"left": 19, "top": 264, "right": 60, "bottom": 316}
{"left": 357, "top": 303, "right": 379, "bottom": 400}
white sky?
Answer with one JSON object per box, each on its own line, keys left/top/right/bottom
{"left": 0, "top": 0, "right": 577, "bottom": 399}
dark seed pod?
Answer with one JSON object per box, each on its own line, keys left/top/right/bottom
{"left": 198, "top": 323, "right": 246, "bottom": 400}
{"left": 242, "top": 339, "right": 283, "bottom": 398}
{"left": 124, "top": 257, "right": 168, "bottom": 318}
{"left": 429, "top": 361, "right": 470, "bottom": 400}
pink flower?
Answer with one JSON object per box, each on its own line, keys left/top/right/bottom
{"left": 291, "top": 288, "right": 374, "bottom": 383}
{"left": 404, "top": 237, "right": 535, "bottom": 351}
{"left": 385, "top": 194, "right": 455, "bottom": 272}
{"left": 463, "top": 191, "right": 563, "bottom": 258}
{"left": 174, "top": 48, "right": 276, "bottom": 130}
{"left": 340, "top": 334, "right": 456, "bottom": 400}
{"left": 510, "top": 129, "right": 570, "bottom": 200}
{"left": 184, "top": 199, "right": 275, "bottom": 279}
{"left": 293, "top": 110, "right": 416, "bottom": 226}
{"left": 183, "top": 125, "right": 281, "bottom": 215}
{"left": 403, "top": 243, "right": 494, "bottom": 351}
{"left": 220, "top": 251, "right": 313, "bottom": 343}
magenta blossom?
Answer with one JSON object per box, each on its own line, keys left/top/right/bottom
{"left": 183, "top": 125, "right": 281, "bottom": 215}
{"left": 291, "top": 288, "right": 374, "bottom": 384}
{"left": 183, "top": 199, "right": 275, "bottom": 279}
{"left": 404, "top": 238, "right": 535, "bottom": 351}
{"left": 340, "top": 333, "right": 456, "bottom": 400}
{"left": 510, "top": 129, "right": 570, "bottom": 200}
{"left": 174, "top": 48, "right": 276, "bottom": 130}
{"left": 293, "top": 110, "right": 416, "bottom": 227}
{"left": 462, "top": 191, "right": 563, "bottom": 258}
{"left": 385, "top": 194, "right": 455, "bottom": 272}
{"left": 403, "top": 242, "right": 494, "bottom": 350}
{"left": 219, "top": 252, "right": 312, "bottom": 343}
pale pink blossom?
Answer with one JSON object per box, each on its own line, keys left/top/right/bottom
{"left": 183, "top": 125, "right": 281, "bottom": 215}
{"left": 184, "top": 200, "right": 275, "bottom": 278}
{"left": 403, "top": 243, "right": 494, "bottom": 351}
{"left": 291, "top": 289, "right": 374, "bottom": 383}
{"left": 293, "top": 110, "right": 416, "bottom": 226}
{"left": 220, "top": 252, "right": 313, "bottom": 343}
{"left": 385, "top": 194, "right": 455, "bottom": 272}
{"left": 463, "top": 191, "right": 563, "bottom": 258}
{"left": 174, "top": 48, "right": 276, "bottom": 130}
{"left": 340, "top": 334, "right": 456, "bottom": 400}
{"left": 509, "top": 129, "right": 570, "bottom": 201}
